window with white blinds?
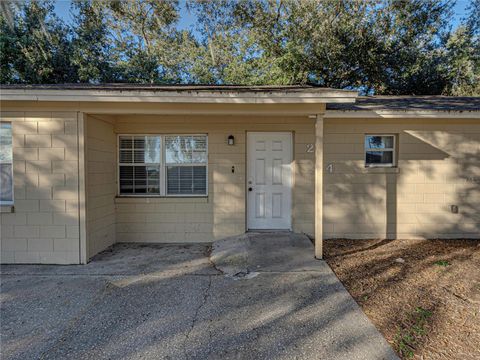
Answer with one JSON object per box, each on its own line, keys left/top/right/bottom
{"left": 118, "top": 134, "right": 207, "bottom": 196}
{"left": 165, "top": 136, "right": 207, "bottom": 195}
{"left": 0, "top": 122, "right": 14, "bottom": 204}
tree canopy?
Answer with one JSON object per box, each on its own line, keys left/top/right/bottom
{"left": 0, "top": 0, "right": 478, "bottom": 95}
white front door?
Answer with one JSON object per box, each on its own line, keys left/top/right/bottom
{"left": 247, "top": 132, "right": 292, "bottom": 230}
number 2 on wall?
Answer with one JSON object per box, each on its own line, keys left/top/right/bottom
{"left": 306, "top": 144, "right": 314, "bottom": 153}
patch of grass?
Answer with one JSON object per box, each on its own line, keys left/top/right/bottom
{"left": 415, "top": 307, "right": 433, "bottom": 318}
{"left": 394, "top": 307, "right": 433, "bottom": 359}
{"left": 396, "top": 333, "right": 415, "bottom": 359}
{"left": 434, "top": 260, "right": 450, "bottom": 267}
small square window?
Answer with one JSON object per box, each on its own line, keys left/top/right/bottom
{"left": 365, "top": 135, "right": 396, "bottom": 167}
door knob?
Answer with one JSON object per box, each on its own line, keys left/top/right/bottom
{"left": 248, "top": 187, "right": 253, "bottom": 192}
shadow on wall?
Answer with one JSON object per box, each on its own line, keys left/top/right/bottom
{"left": 324, "top": 126, "right": 480, "bottom": 240}
{"left": 6, "top": 120, "right": 81, "bottom": 264}
{"left": 410, "top": 130, "right": 480, "bottom": 239}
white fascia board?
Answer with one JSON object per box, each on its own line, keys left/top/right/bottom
{"left": 0, "top": 89, "right": 358, "bottom": 104}
{"left": 324, "top": 110, "right": 480, "bottom": 119}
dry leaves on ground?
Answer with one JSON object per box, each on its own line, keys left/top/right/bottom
{"left": 324, "top": 239, "right": 480, "bottom": 360}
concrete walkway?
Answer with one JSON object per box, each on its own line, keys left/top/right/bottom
{"left": 1, "top": 233, "right": 398, "bottom": 360}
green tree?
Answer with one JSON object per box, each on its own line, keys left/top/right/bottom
{"left": 0, "top": 0, "right": 477, "bottom": 95}
{"left": 0, "top": 0, "right": 76, "bottom": 84}
{"left": 71, "top": 0, "right": 114, "bottom": 83}
{"left": 186, "top": 0, "right": 271, "bottom": 84}
{"left": 466, "top": 0, "right": 479, "bottom": 35}
{"left": 442, "top": 0, "right": 480, "bottom": 95}
{"left": 443, "top": 27, "right": 480, "bottom": 95}
{"left": 230, "top": 0, "right": 453, "bottom": 94}
{"left": 0, "top": 2, "right": 20, "bottom": 83}
{"left": 102, "top": 0, "right": 189, "bottom": 83}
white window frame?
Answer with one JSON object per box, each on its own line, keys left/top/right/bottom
{"left": 117, "top": 134, "right": 208, "bottom": 197}
{"left": 117, "top": 135, "right": 163, "bottom": 196}
{"left": 164, "top": 134, "right": 209, "bottom": 197}
{"left": 0, "top": 122, "right": 14, "bottom": 205}
{"left": 364, "top": 134, "right": 396, "bottom": 168}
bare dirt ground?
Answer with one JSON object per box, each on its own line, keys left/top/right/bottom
{"left": 324, "top": 239, "right": 480, "bottom": 360}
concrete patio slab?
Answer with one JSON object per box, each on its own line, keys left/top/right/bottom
{"left": 1, "top": 243, "right": 216, "bottom": 276}
{"left": 1, "top": 234, "right": 399, "bottom": 360}
{"left": 211, "top": 232, "right": 321, "bottom": 275}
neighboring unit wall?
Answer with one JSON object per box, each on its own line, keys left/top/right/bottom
{"left": 114, "top": 115, "right": 316, "bottom": 243}
{"left": 324, "top": 118, "right": 480, "bottom": 239}
{"left": 0, "top": 112, "right": 81, "bottom": 264}
{"left": 85, "top": 115, "right": 116, "bottom": 259}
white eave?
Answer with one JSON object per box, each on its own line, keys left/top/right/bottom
{"left": 0, "top": 88, "right": 358, "bottom": 104}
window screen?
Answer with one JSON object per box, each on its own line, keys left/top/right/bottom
{"left": 365, "top": 135, "right": 396, "bottom": 167}
{"left": 165, "top": 136, "right": 207, "bottom": 195}
{"left": 0, "top": 122, "right": 13, "bottom": 204}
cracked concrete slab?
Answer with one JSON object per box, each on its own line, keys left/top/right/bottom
{"left": 211, "top": 232, "right": 324, "bottom": 276}
{"left": 187, "top": 272, "right": 397, "bottom": 360}
{"left": 1, "top": 236, "right": 399, "bottom": 360}
{"left": 38, "top": 275, "right": 214, "bottom": 360}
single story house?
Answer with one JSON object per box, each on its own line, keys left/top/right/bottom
{"left": 0, "top": 84, "right": 479, "bottom": 264}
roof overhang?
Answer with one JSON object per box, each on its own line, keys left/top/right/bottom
{"left": 0, "top": 88, "right": 358, "bottom": 104}
{"left": 325, "top": 109, "right": 480, "bottom": 119}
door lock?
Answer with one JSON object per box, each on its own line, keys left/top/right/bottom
{"left": 248, "top": 187, "right": 253, "bottom": 192}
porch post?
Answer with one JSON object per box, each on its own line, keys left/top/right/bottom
{"left": 78, "top": 112, "right": 88, "bottom": 264}
{"left": 315, "top": 114, "right": 324, "bottom": 259}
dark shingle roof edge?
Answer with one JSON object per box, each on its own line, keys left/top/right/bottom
{"left": 327, "top": 96, "right": 480, "bottom": 112}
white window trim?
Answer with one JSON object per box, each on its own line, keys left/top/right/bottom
{"left": 0, "top": 122, "right": 14, "bottom": 205}
{"left": 118, "top": 135, "right": 163, "bottom": 196}
{"left": 364, "top": 134, "right": 396, "bottom": 168}
{"left": 117, "top": 134, "right": 208, "bottom": 197}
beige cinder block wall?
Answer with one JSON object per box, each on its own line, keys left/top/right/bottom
{"left": 0, "top": 112, "right": 81, "bottom": 264}
{"left": 113, "top": 115, "right": 316, "bottom": 243}
{"left": 324, "top": 118, "right": 480, "bottom": 239}
{"left": 85, "top": 115, "right": 116, "bottom": 258}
